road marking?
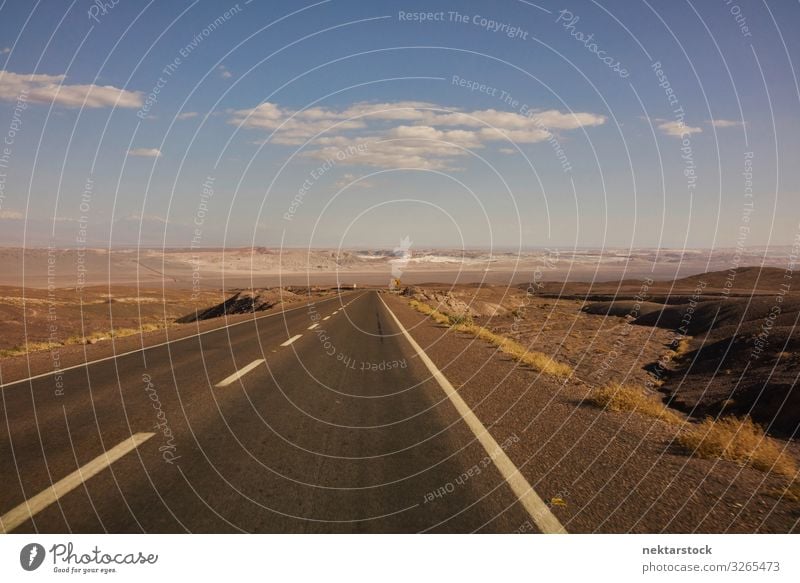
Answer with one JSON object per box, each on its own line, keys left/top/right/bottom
{"left": 308, "top": 323, "right": 319, "bottom": 330}
{"left": 322, "top": 316, "right": 331, "bottom": 321}
{"left": 0, "top": 432, "right": 155, "bottom": 533}
{"left": 215, "top": 359, "right": 266, "bottom": 388}
{"left": 377, "top": 294, "right": 568, "bottom": 535}
{"left": 280, "top": 334, "right": 303, "bottom": 347}
{"left": 1, "top": 292, "right": 363, "bottom": 390}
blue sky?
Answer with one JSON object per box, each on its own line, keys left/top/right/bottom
{"left": 0, "top": 0, "right": 798, "bottom": 250}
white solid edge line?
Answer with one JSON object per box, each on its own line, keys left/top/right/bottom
{"left": 0, "top": 432, "right": 155, "bottom": 533}
{"left": 0, "top": 292, "right": 359, "bottom": 390}
{"left": 214, "top": 359, "right": 266, "bottom": 388}
{"left": 280, "top": 334, "right": 303, "bottom": 347}
{"left": 308, "top": 323, "right": 319, "bottom": 330}
{"left": 377, "top": 294, "right": 568, "bottom": 535}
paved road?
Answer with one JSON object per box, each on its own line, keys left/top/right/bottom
{"left": 0, "top": 291, "right": 548, "bottom": 533}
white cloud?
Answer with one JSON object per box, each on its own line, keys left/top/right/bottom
{"left": 709, "top": 119, "right": 745, "bottom": 128}
{"left": 230, "top": 101, "right": 605, "bottom": 169}
{"left": 305, "top": 144, "right": 454, "bottom": 171}
{"left": 176, "top": 111, "right": 199, "bottom": 120}
{"left": 1, "top": 48, "right": 10, "bottom": 55}
{"left": 431, "top": 108, "right": 605, "bottom": 132}
{"left": 386, "top": 125, "right": 483, "bottom": 147}
{"left": 0, "top": 209, "right": 23, "bottom": 220}
{"left": 128, "top": 147, "right": 162, "bottom": 158}
{"left": 334, "top": 173, "right": 374, "bottom": 189}
{"left": 217, "top": 65, "right": 232, "bottom": 79}
{"left": 0, "top": 70, "right": 142, "bottom": 108}
{"left": 657, "top": 120, "right": 703, "bottom": 138}
{"left": 228, "top": 102, "right": 366, "bottom": 142}
{"left": 479, "top": 127, "right": 551, "bottom": 143}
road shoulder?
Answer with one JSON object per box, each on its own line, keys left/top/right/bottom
{"left": 381, "top": 292, "right": 800, "bottom": 533}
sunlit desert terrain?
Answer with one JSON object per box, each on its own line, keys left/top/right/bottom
{"left": 0, "top": 245, "right": 792, "bottom": 288}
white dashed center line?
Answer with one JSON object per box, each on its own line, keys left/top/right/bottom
{"left": 215, "top": 359, "right": 266, "bottom": 388}
{"left": 280, "top": 334, "right": 303, "bottom": 347}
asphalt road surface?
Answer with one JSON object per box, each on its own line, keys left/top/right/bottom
{"left": 0, "top": 291, "right": 560, "bottom": 533}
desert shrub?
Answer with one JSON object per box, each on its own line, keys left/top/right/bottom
{"left": 409, "top": 299, "right": 452, "bottom": 326}
{"left": 447, "top": 313, "right": 473, "bottom": 327}
{"left": 590, "top": 384, "right": 683, "bottom": 425}
{"left": 677, "top": 416, "right": 797, "bottom": 480}
{"left": 672, "top": 336, "right": 692, "bottom": 357}
{"left": 0, "top": 341, "right": 55, "bottom": 358}
{"left": 410, "top": 299, "right": 572, "bottom": 378}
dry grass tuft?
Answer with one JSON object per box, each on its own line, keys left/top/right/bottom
{"left": 673, "top": 336, "right": 692, "bottom": 357}
{"left": 589, "top": 383, "right": 683, "bottom": 425}
{"left": 64, "top": 323, "right": 168, "bottom": 345}
{"left": 409, "top": 299, "right": 572, "bottom": 378}
{"left": 464, "top": 325, "right": 572, "bottom": 378}
{"left": 676, "top": 416, "right": 797, "bottom": 481}
{"left": 517, "top": 350, "right": 574, "bottom": 378}
{"left": 768, "top": 482, "right": 800, "bottom": 502}
{"left": 591, "top": 385, "right": 800, "bottom": 486}
{"left": 447, "top": 313, "right": 473, "bottom": 327}
{"left": 408, "top": 299, "right": 451, "bottom": 326}
{"left": 0, "top": 341, "right": 56, "bottom": 358}
{"left": 0, "top": 322, "right": 170, "bottom": 358}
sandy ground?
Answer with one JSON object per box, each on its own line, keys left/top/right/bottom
{"left": 402, "top": 266, "right": 800, "bottom": 440}
{"left": 0, "top": 284, "right": 339, "bottom": 356}
{"left": 404, "top": 283, "right": 676, "bottom": 393}
{"left": 0, "top": 246, "right": 792, "bottom": 289}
